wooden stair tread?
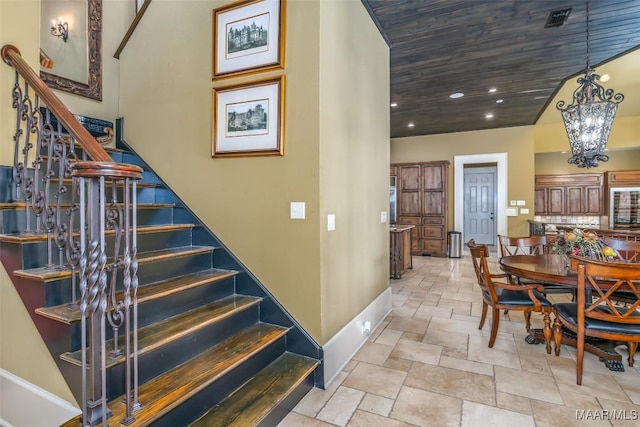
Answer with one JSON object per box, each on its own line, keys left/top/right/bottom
{"left": 0, "top": 223, "right": 192, "bottom": 244}
{"left": 191, "top": 352, "right": 318, "bottom": 427}
{"left": 1, "top": 223, "right": 187, "bottom": 244}
{"left": 105, "top": 323, "right": 289, "bottom": 426}
{"left": 14, "top": 245, "right": 215, "bottom": 282}
{"left": 60, "top": 294, "right": 261, "bottom": 368}
{"left": 35, "top": 268, "right": 238, "bottom": 324}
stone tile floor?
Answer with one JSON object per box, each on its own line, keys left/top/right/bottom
{"left": 278, "top": 254, "right": 640, "bottom": 426}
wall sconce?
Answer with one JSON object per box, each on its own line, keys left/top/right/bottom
{"left": 50, "top": 19, "right": 69, "bottom": 43}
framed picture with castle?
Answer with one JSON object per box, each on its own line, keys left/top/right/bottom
{"left": 212, "top": 0, "right": 286, "bottom": 79}
{"left": 212, "top": 76, "right": 285, "bottom": 157}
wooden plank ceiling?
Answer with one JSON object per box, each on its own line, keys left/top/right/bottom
{"left": 362, "top": 0, "right": 640, "bottom": 138}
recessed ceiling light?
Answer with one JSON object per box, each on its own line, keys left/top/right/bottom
{"left": 600, "top": 74, "right": 610, "bottom": 82}
{"left": 485, "top": 113, "right": 494, "bottom": 119}
{"left": 390, "top": 102, "right": 398, "bottom": 107}
{"left": 408, "top": 123, "right": 415, "bottom": 128}
{"left": 496, "top": 99, "right": 504, "bottom": 104}
{"left": 449, "top": 92, "right": 464, "bottom": 99}
{"left": 488, "top": 88, "right": 497, "bottom": 93}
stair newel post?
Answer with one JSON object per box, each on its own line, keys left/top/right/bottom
{"left": 80, "top": 172, "right": 110, "bottom": 427}
{"left": 73, "top": 161, "right": 143, "bottom": 426}
{"left": 132, "top": 179, "right": 140, "bottom": 412}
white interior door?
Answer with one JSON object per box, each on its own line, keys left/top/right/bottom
{"left": 464, "top": 166, "right": 497, "bottom": 245}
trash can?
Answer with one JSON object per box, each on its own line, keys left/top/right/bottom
{"left": 447, "top": 231, "right": 462, "bottom": 258}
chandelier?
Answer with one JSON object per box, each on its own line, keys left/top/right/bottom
{"left": 556, "top": 0, "right": 624, "bottom": 169}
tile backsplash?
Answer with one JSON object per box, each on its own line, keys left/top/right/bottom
{"left": 534, "top": 215, "right": 600, "bottom": 227}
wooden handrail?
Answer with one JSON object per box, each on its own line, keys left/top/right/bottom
{"left": 114, "top": 0, "right": 153, "bottom": 59}
{"left": 1, "top": 44, "right": 112, "bottom": 163}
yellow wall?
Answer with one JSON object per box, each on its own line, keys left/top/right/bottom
{"left": 0, "top": 0, "right": 75, "bottom": 405}
{"left": 318, "top": 0, "right": 390, "bottom": 341}
{"left": 534, "top": 116, "right": 640, "bottom": 153}
{"left": 391, "top": 126, "right": 536, "bottom": 237}
{"left": 535, "top": 148, "right": 640, "bottom": 175}
{"left": 117, "top": 0, "right": 389, "bottom": 344}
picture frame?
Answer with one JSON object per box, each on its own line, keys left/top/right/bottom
{"left": 212, "top": 0, "right": 286, "bottom": 79}
{"left": 212, "top": 76, "right": 285, "bottom": 157}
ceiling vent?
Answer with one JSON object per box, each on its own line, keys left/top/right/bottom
{"left": 545, "top": 8, "right": 572, "bottom": 28}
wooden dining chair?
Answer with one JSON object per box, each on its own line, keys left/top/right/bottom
{"left": 603, "top": 237, "right": 640, "bottom": 263}
{"left": 498, "top": 234, "right": 576, "bottom": 300}
{"left": 602, "top": 237, "right": 640, "bottom": 306}
{"left": 467, "top": 240, "right": 553, "bottom": 350}
{"left": 553, "top": 256, "right": 640, "bottom": 385}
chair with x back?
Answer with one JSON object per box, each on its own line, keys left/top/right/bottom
{"left": 553, "top": 256, "right": 640, "bottom": 385}
{"left": 602, "top": 237, "right": 640, "bottom": 306}
{"left": 498, "top": 234, "right": 576, "bottom": 300}
{"left": 604, "top": 237, "right": 640, "bottom": 263}
{"left": 467, "top": 239, "right": 553, "bottom": 350}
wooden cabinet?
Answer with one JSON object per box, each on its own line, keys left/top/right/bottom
{"left": 605, "top": 170, "right": 640, "bottom": 188}
{"left": 390, "top": 225, "right": 414, "bottom": 278}
{"left": 393, "top": 161, "right": 449, "bottom": 256}
{"left": 534, "top": 174, "right": 603, "bottom": 216}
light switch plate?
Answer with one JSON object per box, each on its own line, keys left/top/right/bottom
{"left": 327, "top": 214, "right": 336, "bottom": 231}
{"left": 520, "top": 208, "right": 530, "bottom": 215}
{"left": 290, "top": 202, "right": 305, "bottom": 219}
{"left": 510, "top": 200, "right": 517, "bottom": 206}
{"left": 506, "top": 207, "right": 518, "bottom": 216}
{"left": 381, "top": 211, "right": 388, "bottom": 223}
{"left": 516, "top": 200, "right": 525, "bottom": 206}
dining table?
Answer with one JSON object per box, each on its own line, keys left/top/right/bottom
{"left": 499, "top": 254, "right": 626, "bottom": 372}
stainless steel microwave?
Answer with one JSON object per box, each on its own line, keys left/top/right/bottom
{"left": 610, "top": 187, "right": 640, "bottom": 230}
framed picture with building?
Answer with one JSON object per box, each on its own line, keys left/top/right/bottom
{"left": 212, "top": 0, "right": 286, "bottom": 79}
{"left": 212, "top": 76, "right": 285, "bottom": 157}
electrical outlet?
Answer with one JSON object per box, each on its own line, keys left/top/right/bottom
{"left": 362, "top": 321, "right": 371, "bottom": 334}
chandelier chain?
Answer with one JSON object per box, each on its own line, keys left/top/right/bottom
{"left": 586, "top": 0, "right": 591, "bottom": 70}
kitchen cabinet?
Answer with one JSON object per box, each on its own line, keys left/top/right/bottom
{"left": 392, "top": 161, "right": 449, "bottom": 256}
{"left": 534, "top": 173, "right": 603, "bottom": 216}
{"left": 390, "top": 225, "right": 414, "bottom": 278}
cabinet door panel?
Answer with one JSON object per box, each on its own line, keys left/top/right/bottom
{"left": 422, "top": 239, "right": 445, "bottom": 253}
{"left": 422, "top": 226, "right": 444, "bottom": 239}
{"left": 400, "top": 192, "right": 421, "bottom": 216}
{"left": 423, "top": 217, "right": 444, "bottom": 225}
{"left": 585, "top": 186, "right": 602, "bottom": 214}
{"left": 422, "top": 165, "right": 443, "bottom": 190}
{"left": 548, "top": 187, "right": 564, "bottom": 214}
{"left": 422, "top": 192, "right": 443, "bottom": 215}
{"left": 566, "top": 187, "right": 584, "bottom": 215}
{"left": 400, "top": 166, "right": 420, "bottom": 191}
{"left": 534, "top": 188, "right": 547, "bottom": 214}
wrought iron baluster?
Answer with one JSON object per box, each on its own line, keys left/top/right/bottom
{"left": 106, "top": 180, "right": 124, "bottom": 358}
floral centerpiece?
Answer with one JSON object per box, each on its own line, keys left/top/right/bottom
{"left": 553, "top": 228, "right": 618, "bottom": 261}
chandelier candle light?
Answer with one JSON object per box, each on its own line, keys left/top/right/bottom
{"left": 556, "top": 0, "right": 624, "bottom": 169}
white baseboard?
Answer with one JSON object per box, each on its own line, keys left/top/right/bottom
{"left": 0, "top": 369, "right": 80, "bottom": 427}
{"left": 321, "top": 287, "right": 392, "bottom": 387}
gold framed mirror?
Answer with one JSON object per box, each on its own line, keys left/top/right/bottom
{"left": 40, "top": 0, "right": 102, "bottom": 101}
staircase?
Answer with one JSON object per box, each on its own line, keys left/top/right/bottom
{"left": 1, "top": 45, "right": 321, "bottom": 427}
